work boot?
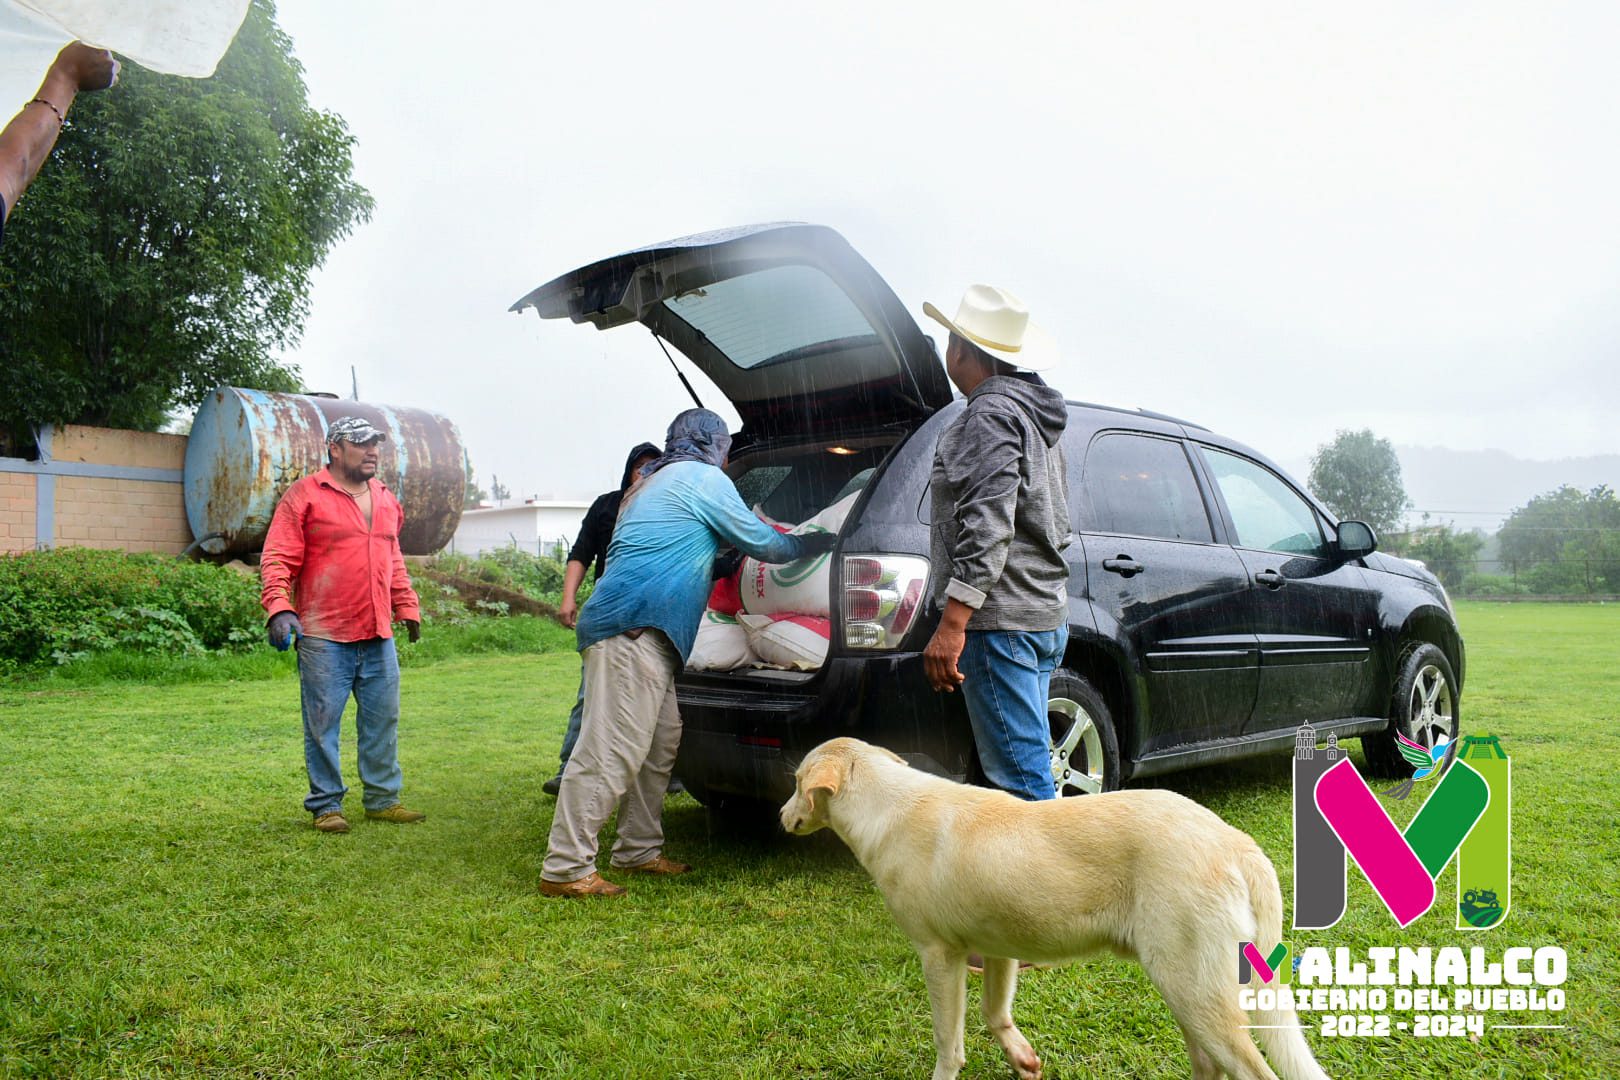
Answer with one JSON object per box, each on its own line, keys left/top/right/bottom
{"left": 616, "top": 854, "right": 692, "bottom": 875}
{"left": 539, "top": 872, "right": 626, "bottom": 898}
{"left": 542, "top": 773, "right": 563, "bottom": 797}
{"left": 313, "top": 811, "right": 350, "bottom": 834}
{"left": 365, "top": 804, "right": 426, "bottom": 824}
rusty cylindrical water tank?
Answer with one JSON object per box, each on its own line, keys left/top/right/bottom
{"left": 184, "top": 387, "right": 465, "bottom": 556}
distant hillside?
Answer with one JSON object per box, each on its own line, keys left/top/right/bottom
{"left": 1395, "top": 447, "right": 1620, "bottom": 533}
{"left": 1281, "top": 447, "right": 1620, "bottom": 534}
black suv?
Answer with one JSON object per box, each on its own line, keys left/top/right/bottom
{"left": 513, "top": 224, "right": 1464, "bottom": 813}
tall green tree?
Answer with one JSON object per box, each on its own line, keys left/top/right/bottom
{"left": 0, "top": 0, "right": 372, "bottom": 449}
{"left": 1498, "top": 484, "right": 1620, "bottom": 593}
{"left": 1307, "top": 428, "right": 1410, "bottom": 537}
{"left": 1401, "top": 516, "right": 1485, "bottom": 590}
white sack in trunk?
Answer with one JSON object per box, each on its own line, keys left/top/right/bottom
{"left": 739, "top": 490, "right": 860, "bottom": 617}
{"left": 740, "top": 613, "right": 831, "bottom": 671}
{"left": 686, "top": 610, "right": 755, "bottom": 672}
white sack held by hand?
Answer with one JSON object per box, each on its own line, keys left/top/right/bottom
{"left": 739, "top": 490, "right": 860, "bottom": 617}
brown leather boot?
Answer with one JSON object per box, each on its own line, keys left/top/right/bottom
{"left": 539, "top": 872, "right": 627, "bottom": 898}
{"left": 616, "top": 854, "right": 693, "bottom": 875}
{"left": 313, "top": 812, "right": 350, "bottom": 834}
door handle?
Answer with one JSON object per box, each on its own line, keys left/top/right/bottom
{"left": 1255, "top": 569, "right": 1285, "bottom": 589}
{"left": 1102, "top": 556, "right": 1144, "bottom": 577}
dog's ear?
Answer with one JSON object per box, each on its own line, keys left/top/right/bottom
{"left": 801, "top": 758, "right": 842, "bottom": 804}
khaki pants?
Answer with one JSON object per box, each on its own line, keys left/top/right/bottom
{"left": 541, "top": 630, "right": 682, "bottom": 882}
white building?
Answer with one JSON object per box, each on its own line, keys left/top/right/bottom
{"left": 450, "top": 500, "right": 592, "bottom": 557}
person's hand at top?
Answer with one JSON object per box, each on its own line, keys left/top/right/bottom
{"left": 52, "top": 42, "right": 120, "bottom": 93}
{"left": 1, "top": 42, "right": 118, "bottom": 219}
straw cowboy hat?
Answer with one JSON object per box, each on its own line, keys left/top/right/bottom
{"left": 922, "top": 284, "right": 1058, "bottom": 372}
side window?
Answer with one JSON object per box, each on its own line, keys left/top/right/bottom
{"left": 1201, "top": 447, "right": 1327, "bottom": 556}
{"left": 1083, "top": 433, "right": 1213, "bottom": 542}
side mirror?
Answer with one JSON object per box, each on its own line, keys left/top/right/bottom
{"left": 1336, "top": 520, "right": 1377, "bottom": 559}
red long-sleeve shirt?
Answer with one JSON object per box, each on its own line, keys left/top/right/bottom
{"left": 260, "top": 468, "right": 421, "bottom": 642}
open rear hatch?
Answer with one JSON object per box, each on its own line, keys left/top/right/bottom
{"left": 510, "top": 223, "right": 951, "bottom": 441}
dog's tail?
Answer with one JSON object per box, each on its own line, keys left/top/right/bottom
{"left": 1241, "top": 847, "right": 1332, "bottom": 1080}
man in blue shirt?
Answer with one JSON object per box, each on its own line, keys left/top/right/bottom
{"left": 540, "top": 409, "right": 836, "bottom": 897}
{"left": 544, "top": 440, "right": 660, "bottom": 797}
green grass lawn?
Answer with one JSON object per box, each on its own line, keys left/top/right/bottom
{"left": 2, "top": 602, "right": 1616, "bottom": 1078}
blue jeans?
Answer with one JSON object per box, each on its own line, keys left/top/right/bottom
{"left": 959, "top": 627, "right": 1068, "bottom": 802}
{"left": 556, "top": 664, "right": 586, "bottom": 772}
{"left": 298, "top": 636, "right": 404, "bottom": 816}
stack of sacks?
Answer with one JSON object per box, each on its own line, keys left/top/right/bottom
{"left": 734, "top": 490, "right": 859, "bottom": 671}
{"left": 687, "top": 555, "right": 756, "bottom": 671}
{"left": 685, "top": 490, "right": 859, "bottom": 672}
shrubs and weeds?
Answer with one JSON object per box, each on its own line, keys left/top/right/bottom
{"left": 426, "top": 546, "right": 582, "bottom": 608}
{"left": 0, "top": 546, "right": 581, "bottom": 680}
{"left": 1456, "top": 573, "right": 1531, "bottom": 597}
{"left": 0, "top": 548, "right": 262, "bottom": 671}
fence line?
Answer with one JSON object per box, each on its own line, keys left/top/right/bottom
{"left": 447, "top": 533, "right": 574, "bottom": 558}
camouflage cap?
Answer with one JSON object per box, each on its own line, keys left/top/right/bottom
{"left": 326, "top": 416, "right": 386, "bottom": 445}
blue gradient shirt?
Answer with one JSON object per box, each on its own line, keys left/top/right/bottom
{"left": 575, "top": 461, "right": 805, "bottom": 661}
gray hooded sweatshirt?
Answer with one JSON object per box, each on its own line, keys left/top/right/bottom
{"left": 929, "top": 374, "right": 1072, "bottom": 632}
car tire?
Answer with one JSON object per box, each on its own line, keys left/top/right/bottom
{"left": 1363, "top": 641, "right": 1460, "bottom": 779}
{"left": 1047, "top": 670, "right": 1122, "bottom": 796}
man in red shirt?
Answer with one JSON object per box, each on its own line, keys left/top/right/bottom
{"left": 261, "top": 416, "right": 426, "bottom": 834}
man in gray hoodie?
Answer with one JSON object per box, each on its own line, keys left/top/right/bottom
{"left": 922, "top": 285, "right": 1071, "bottom": 802}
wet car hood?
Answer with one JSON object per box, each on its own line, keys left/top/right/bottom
{"left": 1364, "top": 550, "right": 1443, "bottom": 587}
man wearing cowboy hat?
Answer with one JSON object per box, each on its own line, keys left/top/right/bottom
{"left": 921, "top": 285, "right": 1072, "bottom": 802}
{"left": 260, "top": 416, "right": 427, "bottom": 834}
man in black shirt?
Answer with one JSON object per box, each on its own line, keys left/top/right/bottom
{"left": 544, "top": 440, "right": 661, "bottom": 796}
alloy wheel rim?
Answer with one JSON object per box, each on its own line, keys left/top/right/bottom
{"left": 1049, "top": 696, "right": 1105, "bottom": 796}
{"left": 1405, "top": 663, "right": 1455, "bottom": 752}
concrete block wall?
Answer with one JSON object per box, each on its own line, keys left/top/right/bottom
{"left": 0, "top": 472, "right": 39, "bottom": 554}
{"left": 0, "top": 424, "right": 191, "bottom": 555}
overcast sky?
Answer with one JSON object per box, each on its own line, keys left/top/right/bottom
{"left": 272, "top": 1, "right": 1618, "bottom": 502}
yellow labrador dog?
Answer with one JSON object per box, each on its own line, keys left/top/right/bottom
{"left": 781, "top": 737, "right": 1329, "bottom": 1080}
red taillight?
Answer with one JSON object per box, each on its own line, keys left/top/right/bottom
{"left": 844, "top": 557, "right": 883, "bottom": 587}
{"left": 893, "top": 578, "right": 923, "bottom": 632}
{"left": 845, "top": 588, "right": 880, "bottom": 621}
{"left": 839, "top": 554, "right": 930, "bottom": 650}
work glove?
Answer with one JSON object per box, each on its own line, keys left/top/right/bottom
{"left": 711, "top": 547, "right": 745, "bottom": 581}
{"left": 793, "top": 531, "right": 839, "bottom": 559}
{"left": 404, "top": 619, "right": 421, "bottom": 644}
{"left": 267, "top": 611, "right": 302, "bottom": 651}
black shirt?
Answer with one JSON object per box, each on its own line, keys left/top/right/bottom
{"left": 568, "top": 489, "right": 624, "bottom": 581}
{"left": 568, "top": 441, "right": 662, "bottom": 581}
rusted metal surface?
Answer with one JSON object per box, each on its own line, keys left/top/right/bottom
{"left": 183, "top": 388, "right": 465, "bottom": 556}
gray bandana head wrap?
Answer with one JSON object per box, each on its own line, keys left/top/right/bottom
{"left": 640, "top": 408, "right": 732, "bottom": 478}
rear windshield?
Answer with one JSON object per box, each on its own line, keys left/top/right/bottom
{"left": 663, "top": 265, "right": 878, "bottom": 370}
{"left": 730, "top": 447, "right": 885, "bottom": 525}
